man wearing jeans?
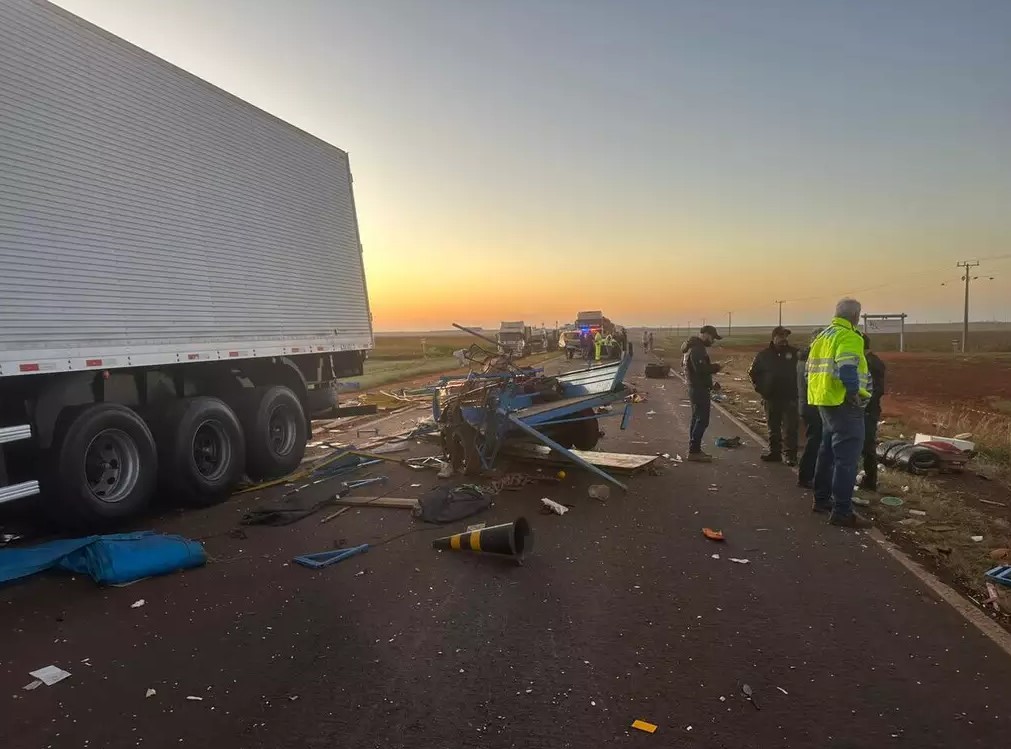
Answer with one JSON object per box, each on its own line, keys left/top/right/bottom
{"left": 807, "top": 299, "right": 872, "bottom": 528}
{"left": 681, "top": 325, "right": 723, "bottom": 461}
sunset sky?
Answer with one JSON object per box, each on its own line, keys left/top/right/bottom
{"left": 55, "top": 0, "right": 1011, "bottom": 331}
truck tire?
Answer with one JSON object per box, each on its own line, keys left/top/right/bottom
{"left": 232, "top": 386, "right": 307, "bottom": 480}
{"left": 48, "top": 403, "right": 158, "bottom": 528}
{"left": 150, "top": 397, "right": 245, "bottom": 506}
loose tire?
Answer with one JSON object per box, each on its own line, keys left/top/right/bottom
{"left": 232, "top": 386, "right": 307, "bottom": 480}
{"left": 150, "top": 397, "right": 245, "bottom": 506}
{"left": 48, "top": 403, "right": 158, "bottom": 528}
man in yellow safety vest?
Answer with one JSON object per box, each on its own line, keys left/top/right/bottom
{"left": 593, "top": 330, "right": 604, "bottom": 361}
{"left": 806, "top": 298, "right": 873, "bottom": 528}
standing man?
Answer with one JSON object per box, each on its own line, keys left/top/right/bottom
{"left": 648, "top": 331, "right": 654, "bottom": 352}
{"left": 642, "top": 330, "right": 649, "bottom": 352}
{"left": 593, "top": 329, "right": 604, "bottom": 361}
{"left": 748, "top": 326, "right": 799, "bottom": 466}
{"left": 796, "top": 337, "right": 822, "bottom": 489}
{"left": 808, "top": 298, "right": 872, "bottom": 528}
{"left": 681, "top": 325, "right": 723, "bottom": 462}
{"left": 859, "top": 334, "right": 887, "bottom": 491}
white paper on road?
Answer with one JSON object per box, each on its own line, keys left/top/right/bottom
{"left": 29, "top": 665, "right": 71, "bottom": 686}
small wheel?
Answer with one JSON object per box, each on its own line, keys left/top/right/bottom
{"left": 230, "top": 386, "right": 307, "bottom": 480}
{"left": 150, "top": 397, "right": 245, "bottom": 506}
{"left": 47, "top": 403, "right": 158, "bottom": 528}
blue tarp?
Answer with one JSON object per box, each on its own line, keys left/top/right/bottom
{"left": 0, "top": 532, "right": 206, "bottom": 586}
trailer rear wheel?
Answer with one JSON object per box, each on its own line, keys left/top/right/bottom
{"left": 48, "top": 403, "right": 158, "bottom": 528}
{"left": 232, "top": 386, "right": 307, "bottom": 480}
{"left": 151, "top": 397, "right": 245, "bottom": 506}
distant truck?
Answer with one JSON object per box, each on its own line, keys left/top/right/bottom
{"left": 497, "top": 322, "right": 530, "bottom": 356}
{"left": 576, "top": 311, "right": 616, "bottom": 337}
{"left": 0, "top": 0, "right": 373, "bottom": 527}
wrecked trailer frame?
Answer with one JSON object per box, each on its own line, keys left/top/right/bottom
{"left": 433, "top": 356, "right": 635, "bottom": 489}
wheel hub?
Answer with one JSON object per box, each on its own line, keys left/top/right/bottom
{"left": 84, "top": 428, "right": 140, "bottom": 504}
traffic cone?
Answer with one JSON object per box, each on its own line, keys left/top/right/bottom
{"left": 432, "top": 517, "right": 532, "bottom": 564}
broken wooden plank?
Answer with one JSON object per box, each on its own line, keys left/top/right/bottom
{"left": 502, "top": 444, "right": 659, "bottom": 472}
{"left": 333, "top": 496, "right": 420, "bottom": 509}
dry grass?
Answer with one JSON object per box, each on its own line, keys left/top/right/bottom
{"left": 862, "top": 473, "right": 1011, "bottom": 598}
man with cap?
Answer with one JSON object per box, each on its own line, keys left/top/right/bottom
{"left": 680, "top": 325, "right": 723, "bottom": 461}
{"left": 748, "top": 326, "right": 800, "bottom": 466}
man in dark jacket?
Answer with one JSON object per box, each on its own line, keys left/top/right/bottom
{"left": 748, "top": 326, "right": 799, "bottom": 465}
{"left": 860, "top": 334, "right": 887, "bottom": 491}
{"left": 796, "top": 341, "right": 822, "bottom": 488}
{"left": 681, "top": 325, "right": 722, "bottom": 461}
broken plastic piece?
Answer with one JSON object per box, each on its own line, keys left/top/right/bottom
{"left": 632, "top": 719, "right": 658, "bottom": 734}
{"left": 541, "top": 498, "right": 569, "bottom": 516}
{"left": 729, "top": 558, "right": 750, "bottom": 564}
{"left": 702, "top": 528, "right": 724, "bottom": 542}
{"left": 131, "top": 599, "right": 145, "bottom": 608}
{"left": 146, "top": 688, "right": 157, "bottom": 698}
{"left": 28, "top": 665, "right": 70, "bottom": 686}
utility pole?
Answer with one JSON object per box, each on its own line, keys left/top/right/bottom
{"left": 727, "top": 311, "right": 733, "bottom": 336}
{"left": 957, "top": 260, "right": 980, "bottom": 353}
{"left": 774, "top": 300, "right": 786, "bottom": 327}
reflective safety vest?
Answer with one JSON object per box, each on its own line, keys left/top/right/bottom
{"left": 806, "top": 317, "right": 870, "bottom": 407}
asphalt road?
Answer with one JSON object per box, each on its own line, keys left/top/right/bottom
{"left": 3, "top": 352, "right": 1010, "bottom": 748}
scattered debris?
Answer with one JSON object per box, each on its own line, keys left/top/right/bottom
{"left": 985, "top": 565, "right": 1011, "bottom": 588}
{"left": 415, "top": 485, "right": 491, "bottom": 523}
{"left": 729, "top": 558, "right": 750, "bottom": 564}
{"left": 971, "top": 535, "right": 984, "bottom": 543}
{"left": 776, "top": 687, "right": 789, "bottom": 695}
{"left": 130, "top": 599, "right": 146, "bottom": 609}
{"left": 22, "top": 680, "right": 43, "bottom": 691}
{"left": 925, "top": 525, "right": 957, "bottom": 533}
{"left": 978, "top": 498, "right": 1007, "bottom": 507}
{"left": 908, "top": 509, "right": 927, "bottom": 517}
{"left": 437, "top": 464, "right": 454, "bottom": 479}
{"left": 632, "top": 720, "right": 658, "bottom": 734}
{"left": 702, "top": 528, "right": 725, "bottom": 542}
{"left": 990, "top": 548, "right": 1010, "bottom": 561}
{"left": 146, "top": 688, "right": 157, "bottom": 698}
{"left": 714, "top": 436, "right": 742, "bottom": 449}
{"left": 335, "top": 496, "right": 420, "bottom": 510}
{"left": 742, "top": 683, "right": 760, "bottom": 710}
{"left": 541, "top": 498, "right": 569, "bottom": 516}
{"left": 186, "top": 696, "right": 204, "bottom": 702}
{"left": 852, "top": 497, "right": 871, "bottom": 507}
{"left": 28, "top": 666, "right": 71, "bottom": 687}
{"left": 880, "top": 496, "right": 904, "bottom": 507}
{"left": 711, "top": 554, "right": 721, "bottom": 559}
{"left": 588, "top": 485, "right": 611, "bottom": 501}
{"left": 646, "top": 410, "right": 657, "bottom": 416}
{"left": 897, "top": 518, "right": 924, "bottom": 527}
{"left": 465, "top": 522, "right": 487, "bottom": 532}
{"left": 320, "top": 507, "right": 352, "bottom": 524}
{"left": 293, "top": 544, "right": 369, "bottom": 570}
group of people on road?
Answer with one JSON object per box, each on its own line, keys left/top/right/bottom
{"left": 680, "top": 297, "right": 886, "bottom": 528}
{"left": 641, "top": 330, "right": 654, "bottom": 353}
{"left": 582, "top": 328, "right": 628, "bottom": 361}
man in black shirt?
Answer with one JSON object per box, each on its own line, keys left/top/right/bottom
{"left": 748, "top": 326, "right": 800, "bottom": 466}
{"left": 681, "top": 325, "right": 723, "bottom": 461}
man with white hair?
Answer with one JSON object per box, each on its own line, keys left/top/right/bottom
{"left": 806, "top": 298, "right": 872, "bottom": 528}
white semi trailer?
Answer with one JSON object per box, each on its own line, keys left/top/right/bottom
{"left": 0, "top": 0, "right": 374, "bottom": 526}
